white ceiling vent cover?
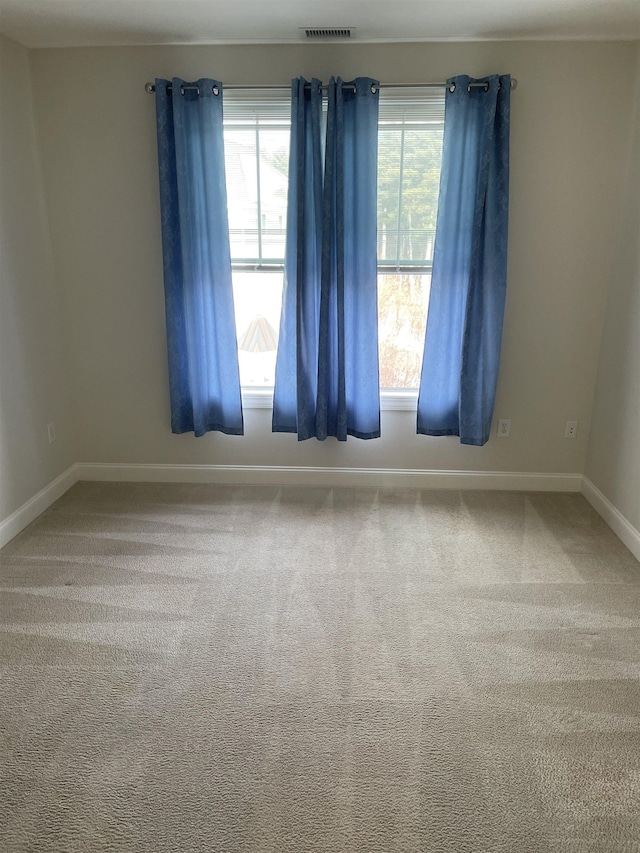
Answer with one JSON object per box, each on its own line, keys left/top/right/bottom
{"left": 299, "top": 27, "right": 356, "bottom": 40}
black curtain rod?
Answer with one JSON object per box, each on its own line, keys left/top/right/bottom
{"left": 145, "top": 79, "right": 517, "bottom": 95}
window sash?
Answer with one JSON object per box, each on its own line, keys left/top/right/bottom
{"left": 224, "top": 89, "right": 444, "bottom": 270}
{"left": 377, "top": 88, "right": 444, "bottom": 269}
{"left": 224, "top": 93, "right": 291, "bottom": 267}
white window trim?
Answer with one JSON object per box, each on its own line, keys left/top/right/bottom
{"left": 242, "top": 388, "right": 418, "bottom": 411}
{"left": 380, "top": 389, "right": 419, "bottom": 411}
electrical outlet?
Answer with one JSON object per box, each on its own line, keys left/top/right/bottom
{"left": 47, "top": 422, "right": 56, "bottom": 444}
{"left": 497, "top": 418, "right": 511, "bottom": 438}
{"left": 565, "top": 420, "right": 578, "bottom": 439}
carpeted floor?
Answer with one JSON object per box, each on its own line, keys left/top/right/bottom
{"left": 1, "top": 482, "right": 639, "bottom": 852}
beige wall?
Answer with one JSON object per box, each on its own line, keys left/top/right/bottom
{"left": 0, "top": 35, "right": 75, "bottom": 522}
{"left": 585, "top": 52, "right": 640, "bottom": 530}
{"left": 28, "top": 40, "right": 638, "bottom": 474}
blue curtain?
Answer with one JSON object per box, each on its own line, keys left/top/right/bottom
{"left": 155, "top": 78, "right": 243, "bottom": 437}
{"left": 272, "top": 78, "right": 324, "bottom": 439}
{"left": 417, "top": 74, "right": 510, "bottom": 446}
{"left": 273, "top": 77, "right": 380, "bottom": 441}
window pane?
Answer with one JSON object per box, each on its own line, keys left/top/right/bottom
{"left": 224, "top": 103, "right": 290, "bottom": 266}
{"left": 377, "top": 126, "right": 402, "bottom": 262}
{"left": 258, "top": 130, "right": 289, "bottom": 263}
{"left": 378, "top": 273, "right": 430, "bottom": 390}
{"left": 399, "top": 127, "right": 440, "bottom": 264}
{"left": 377, "top": 92, "right": 444, "bottom": 268}
{"left": 233, "top": 271, "right": 283, "bottom": 387}
{"left": 225, "top": 128, "right": 259, "bottom": 260}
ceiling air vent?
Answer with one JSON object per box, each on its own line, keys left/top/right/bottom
{"left": 299, "top": 27, "right": 356, "bottom": 40}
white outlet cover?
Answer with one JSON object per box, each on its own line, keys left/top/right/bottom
{"left": 565, "top": 420, "right": 578, "bottom": 439}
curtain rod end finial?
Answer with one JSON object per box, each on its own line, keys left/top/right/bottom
{"left": 145, "top": 82, "right": 155, "bottom": 94}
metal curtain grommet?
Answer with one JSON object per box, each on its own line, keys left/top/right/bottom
{"left": 448, "top": 82, "right": 456, "bottom": 93}
{"left": 213, "top": 85, "right": 220, "bottom": 96}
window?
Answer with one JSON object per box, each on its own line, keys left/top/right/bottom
{"left": 377, "top": 89, "right": 444, "bottom": 390}
{"left": 224, "top": 93, "right": 290, "bottom": 387}
{"left": 223, "top": 88, "right": 444, "bottom": 392}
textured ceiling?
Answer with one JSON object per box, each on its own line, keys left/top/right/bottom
{"left": 0, "top": 0, "right": 639, "bottom": 48}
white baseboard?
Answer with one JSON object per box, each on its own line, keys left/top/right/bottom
{"left": 76, "top": 463, "right": 582, "bottom": 492}
{"left": 8, "top": 465, "right": 637, "bottom": 560}
{"left": 0, "top": 464, "right": 79, "bottom": 549}
{"left": 582, "top": 477, "right": 640, "bottom": 562}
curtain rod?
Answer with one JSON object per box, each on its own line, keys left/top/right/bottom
{"left": 145, "top": 79, "right": 517, "bottom": 95}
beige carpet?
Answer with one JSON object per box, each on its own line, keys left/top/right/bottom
{"left": 1, "top": 483, "right": 639, "bottom": 852}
